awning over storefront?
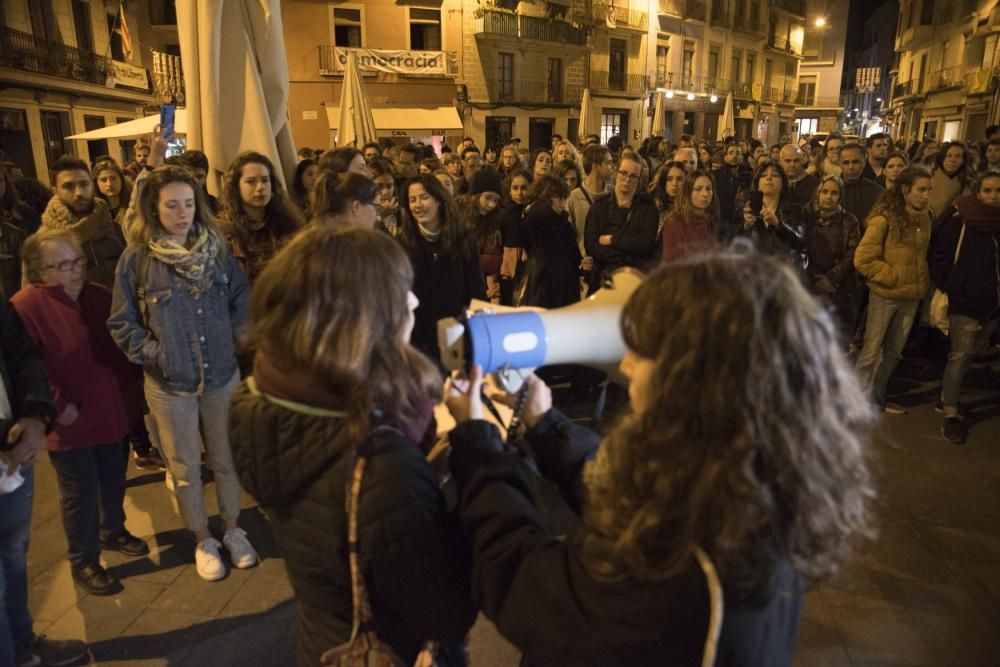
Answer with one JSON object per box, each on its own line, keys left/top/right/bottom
{"left": 324, "top": 105, "right": 462, "bottom": 137}
{"left": 66, "top": 110, "right": 188, "bottom": 139}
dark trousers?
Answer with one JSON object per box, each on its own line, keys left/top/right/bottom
{"left": 0, "top": 467, "right": 35, "bottom": 663}
{"left": 48, "top": 442, "right": 129, "bottom": 570}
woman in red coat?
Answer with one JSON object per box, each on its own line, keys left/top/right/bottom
{"left": 12, "top": 229, "right": 149, "bottom": 597}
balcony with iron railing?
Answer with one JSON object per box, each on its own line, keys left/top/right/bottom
{"left": 760, "top": 86, "right": 797, "bottom": 103}
{"left": 769, "top": 0, "right": 806, "bottom": 17}
{"left": 480, "top": 77, "right": 583, "bottom": 106}
{"left": 893, "top": 79, "right": 915, "bottom": 98}
{"left": 655, "top": 73, "right": 742, "bottom": 96}
{"left": 766, "top": 33, "right": 802, "bottom": 56}
{"left": 474, "top": 9, "right": 589, "bottom": 46}
{"left": 318, "top": 46, "right": 458, "bottom": 76}
{"left": 795, "top": 94, "right": 844, "bottom": 107}
{"left": 0, "top": 24, "right": 111, "bottom": 86}
{"left": 924, "top": 66, "right": 967, "bottom": 92}
{"left": 590, "top": 69, "right": 649, "bottom": 95}
{"left": 732, "top": 17, "right": 767, "bottom": 39}
{"left": 592, "top": 3, "right": 648, "bottom": 31}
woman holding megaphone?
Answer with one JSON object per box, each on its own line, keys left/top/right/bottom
{"left": 446, "top": 252, "right": 876, "bottom": 666}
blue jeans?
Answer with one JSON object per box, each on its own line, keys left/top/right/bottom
{"left": 941, "top": 314, "right": 999, "bottom": 412}
{"left": 856, "top": 293, "right": 918, "bottom": 405}
{"left": 0, "top": 466, "right": 35, "bottom": 664}
{"left": 48, "top": 442, "right": 129, "bottom": 570}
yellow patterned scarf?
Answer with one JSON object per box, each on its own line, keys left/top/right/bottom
{"left": 147, "top": 224, "right": 221, "bottom": 296}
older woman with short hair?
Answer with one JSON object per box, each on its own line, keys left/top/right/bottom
{"left": 12, "top": 230, "right": 149, "bottom": 597}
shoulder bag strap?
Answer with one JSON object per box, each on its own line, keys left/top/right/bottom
{"left": 952, "top": 224, "right": 966, "bottom": 266}
{"left": 693, "top": 547, "right": 724, "bottom": 667}
{"left": 345, "top": 424, "right": 405, "bottom": 639}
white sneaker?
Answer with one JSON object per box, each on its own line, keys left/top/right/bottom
{"left": 195, "top": 537, "right": 226, "bottom": 581}
{"left": 223, "top": 527, "right": 258, "bottom": 569}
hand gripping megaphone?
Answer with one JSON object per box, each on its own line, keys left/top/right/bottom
{"left": 437, "top": 268, "right": 644, "bottom": 391}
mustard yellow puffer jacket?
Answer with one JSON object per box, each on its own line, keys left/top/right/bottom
{"left": 854, "top": 212, "right": 931, "bottom": 300}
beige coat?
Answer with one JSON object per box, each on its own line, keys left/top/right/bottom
{"left": 854, "top": 212, "right": 930, "bottom": 301}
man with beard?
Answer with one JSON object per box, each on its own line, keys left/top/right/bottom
{"left": 41, "top": 157, "right": 124, "bottom": 288}
{"left": 714, "top": 143, "right": 751, "bottom": 241}
{"left": 862, "top": 133, "right": 890, "bottom": 182}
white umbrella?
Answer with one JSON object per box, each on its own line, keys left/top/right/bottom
{"left": 720, "top": 93, "right": 735, "bottom": 141}
{"left": 67, "top": 110, "right": 189, "bottom": 140}
{"left": 336, "top": 52, "right": 377, "bottom": 147}
{"left": 176, "top": 0, "right": 297, "bottom": 191}
{"left": 651, "top": 92, "right": 665, "bottom": 137}
{"left": 579, "top": 88, "right": 594, "bottom": 144}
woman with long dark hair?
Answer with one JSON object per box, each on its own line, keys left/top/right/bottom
{"left": 229, "top": 226, "right": 475, "bottom": 666}
{"left": 92, "top": 159, "right": 133, "bottom": 229}
{"left": 398, "top": 174, "right": 486, "bottom": 362}
{"left": 880, "top": 151, "right": 909, "bottom": 189}
{"left": 516, "top": 175, "right": 581, "bottom": 308}
{"left": 661, "top": 169, "right": 719, "bottom": 262}
{"left": 219, "top": 151, "right": 303, "bottom": 284}
{"left": 289, "top": 157, "right": 318, "bottom": 217}
{"left": 445, "top": 251, "right": 876, "bottom": 665}
{"left": 498, "top": 168, "right": 533, "bottom": 305}
{"left": 650, "top": 160, "right": 687, "bottom": 218}
{"left": 457, "top": 169, "right": 505, "bottom": 302}
{"left": 530, "top": 148, "right": 553, "bottom": 181}
{"left": 738, "top": 161, "right": 806, "bottom": 270}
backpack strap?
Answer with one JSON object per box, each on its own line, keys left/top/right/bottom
{"left": 135, "top": 248, "right": 151, "bottom": 327}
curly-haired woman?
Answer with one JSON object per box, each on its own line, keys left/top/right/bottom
{"left": 219, "top": 151, "right": 303, "bottom": 284}
{"left": 854, "top": 166, "right": 932, "bottom": 414}
{"left": 446, "top": 251, "right": 876, "bottom": 666}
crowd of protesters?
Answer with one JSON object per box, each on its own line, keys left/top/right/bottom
{"left": 0, "top": 120, "right": 996, "bottom": 666}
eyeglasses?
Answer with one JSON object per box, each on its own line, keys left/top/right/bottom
{"left": 617, "top": 170, "right": 640, "bottom": 182}
{"left": 42, "top": 257, "right": 86, "bottom": 273}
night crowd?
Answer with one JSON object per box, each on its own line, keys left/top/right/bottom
{"left": 0, "top": 120, "right": 998, "bottom": 666}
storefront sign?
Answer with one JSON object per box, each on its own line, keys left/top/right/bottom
{"left": 329, "top": 48, "right": 448, "bottom": 75}
{"left": 110, "top": 60, "right": 149, "bottom": 91}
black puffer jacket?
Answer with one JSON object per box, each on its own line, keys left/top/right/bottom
{"left": 929, "top": 197, "right": 1000, "bottom": 324}
{"left": 229, "top": 382, "right": 476, "bottom": 667}
{"left": 449, "top": 410, "right": 805, "bottom": 666}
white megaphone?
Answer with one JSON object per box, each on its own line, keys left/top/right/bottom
{"left": 437, "top": 268, "right": 644, "bottom": 391}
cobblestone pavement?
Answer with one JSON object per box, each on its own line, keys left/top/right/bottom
{"left": 23, "top": 351, "right": 1000, "bottom": 665}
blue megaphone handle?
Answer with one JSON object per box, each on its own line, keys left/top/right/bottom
{"left": 466, "top": 311, "right": 548, "bottom": 373}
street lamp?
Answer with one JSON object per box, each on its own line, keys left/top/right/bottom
{"left": 666, "top": 90, "right": 674, "bottom": 99}
{"left": 710, "top": 95, "right": 718, "bottom": 103}
{"left": 687, "top": 92, "right": 695, "bottom": 101}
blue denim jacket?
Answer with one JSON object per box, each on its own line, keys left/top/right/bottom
{"left": 108, "top": 244, "right": 250, "bottom": 394}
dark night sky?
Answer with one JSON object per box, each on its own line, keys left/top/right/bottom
{"left": 845, "top": 0, "right": 892, "bottom": 50}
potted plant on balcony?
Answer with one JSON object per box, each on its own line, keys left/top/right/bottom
{"left": 474, "top": 0, "right": 517, "bottom": 19}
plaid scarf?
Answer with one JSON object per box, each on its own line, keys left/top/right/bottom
{"left": 148, "top": 224, "right": 221, "bottom": 296}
